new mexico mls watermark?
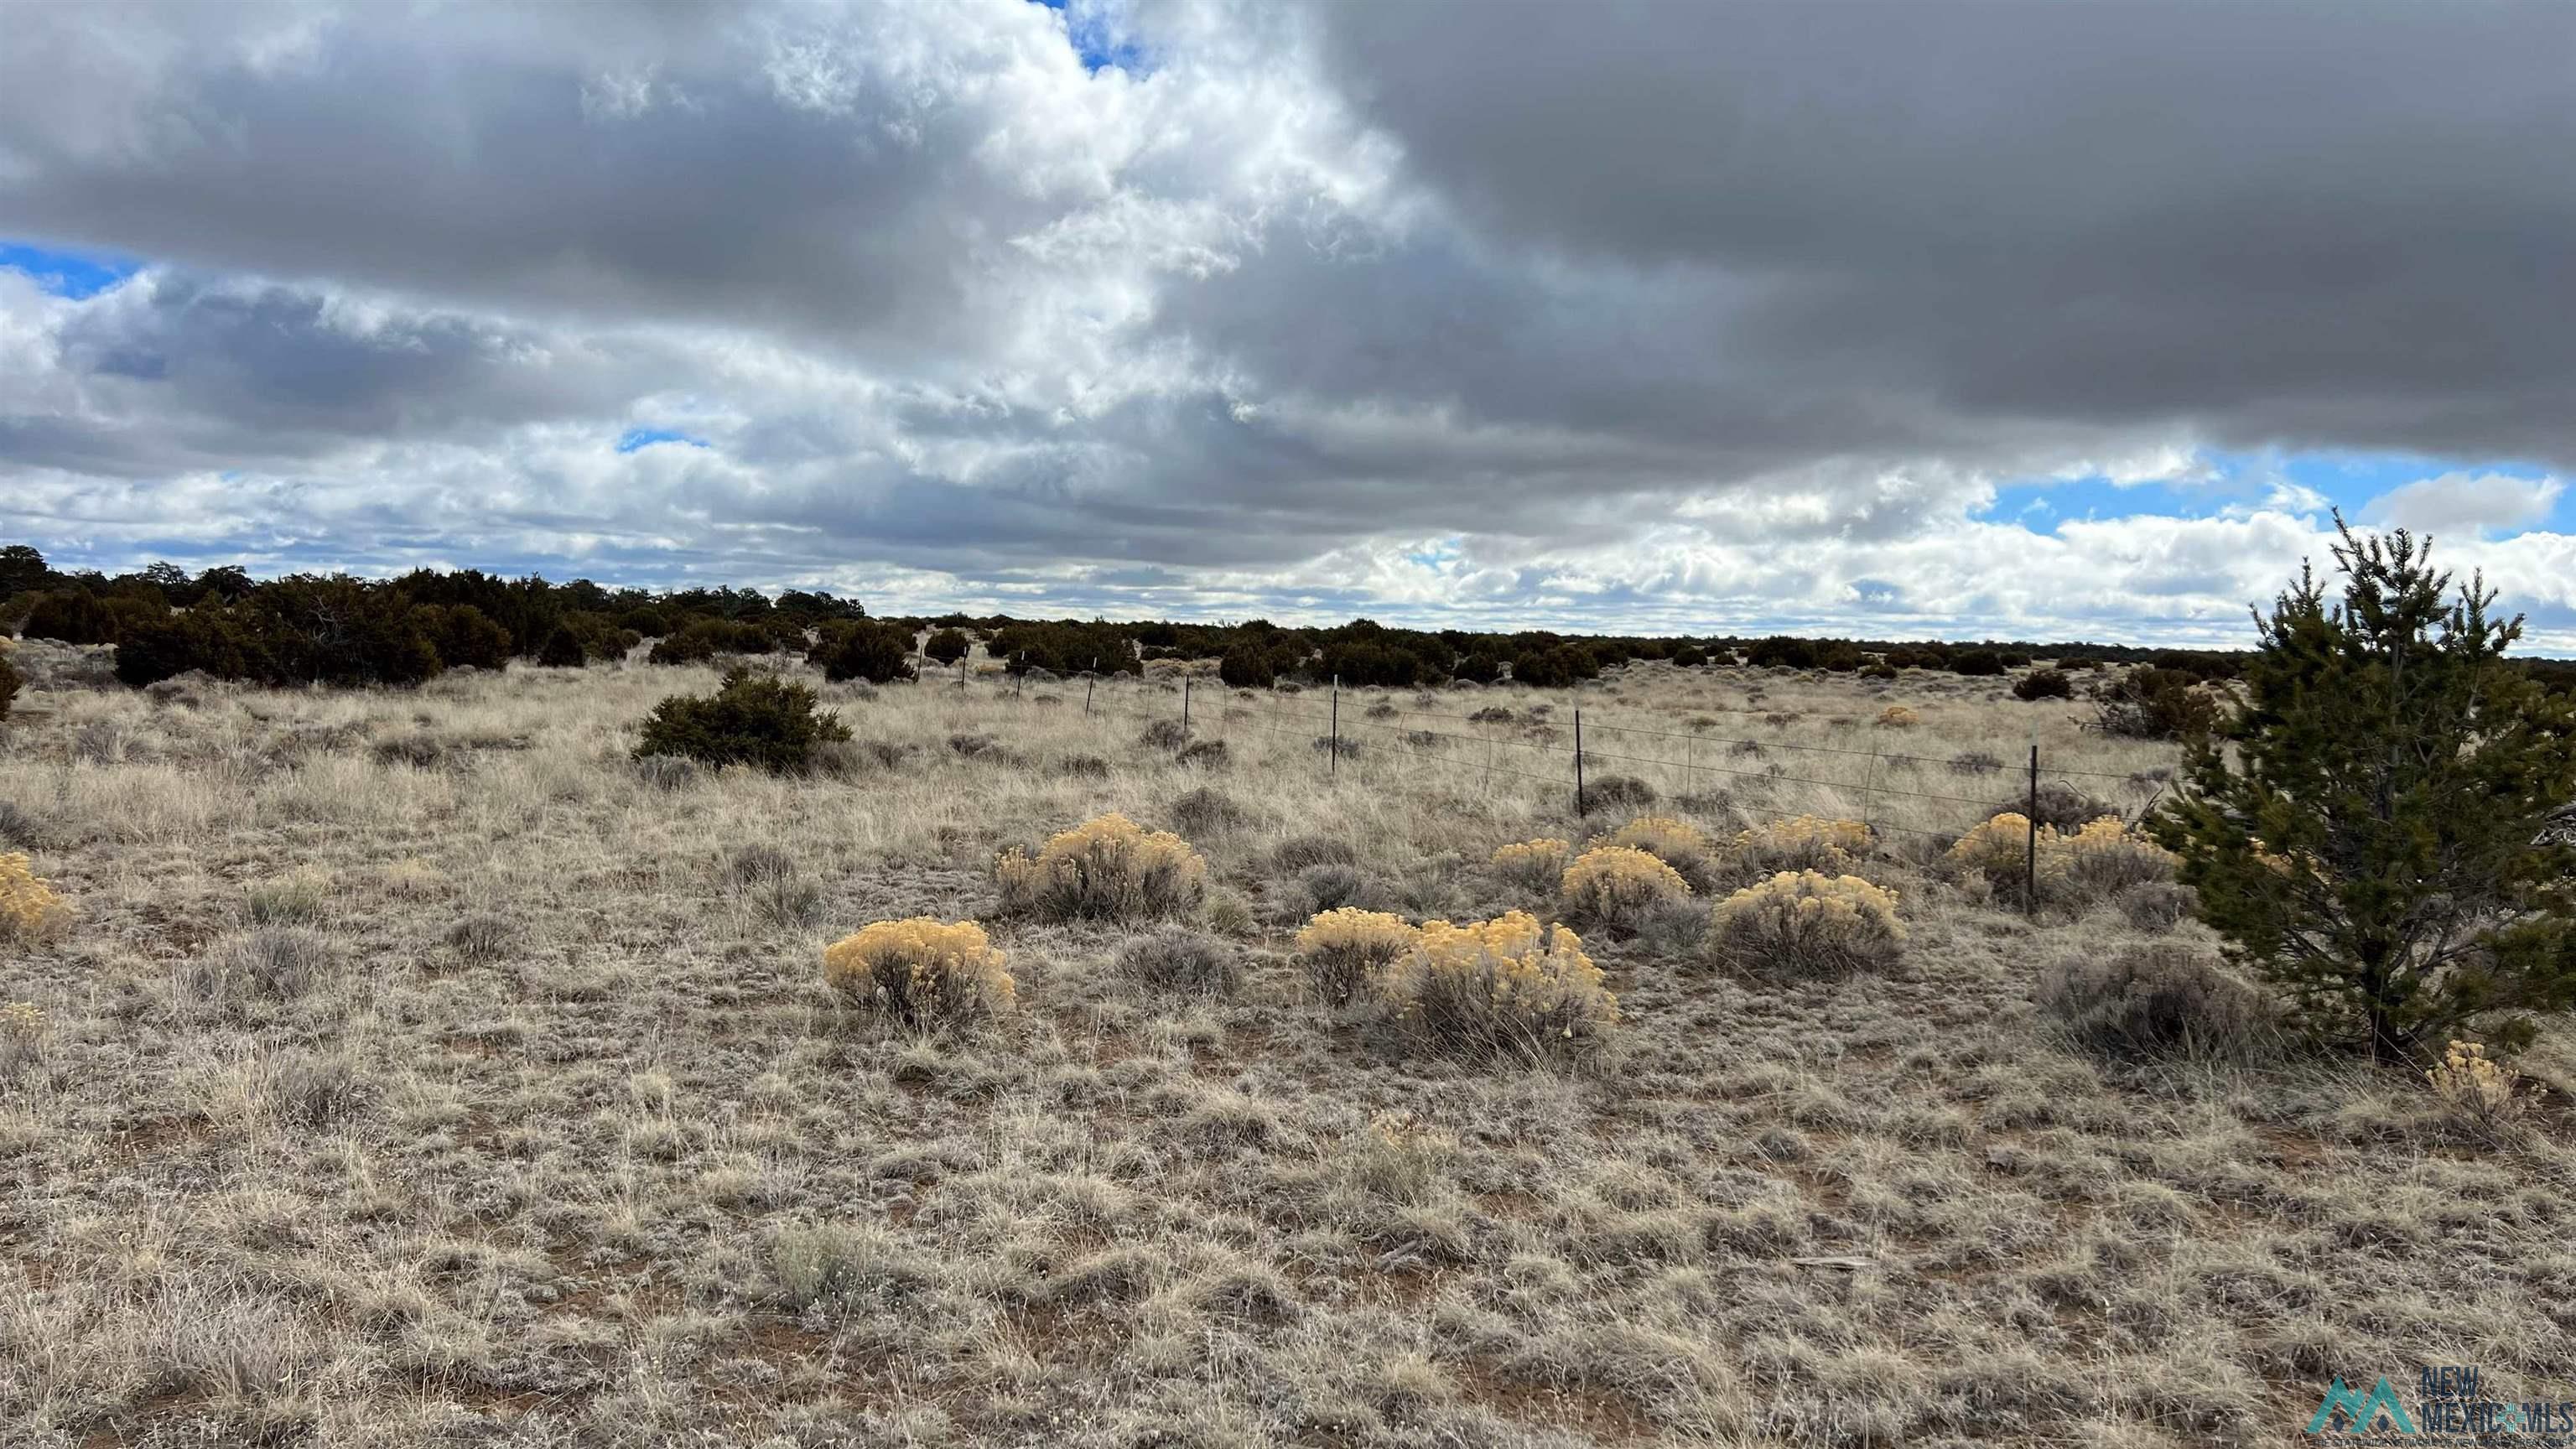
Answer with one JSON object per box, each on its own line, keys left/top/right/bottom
{"left": 2306, "top": 1368, "right": 2576, "bottom": 1444}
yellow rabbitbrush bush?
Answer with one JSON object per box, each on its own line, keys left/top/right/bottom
{"left": 1295, "top": 908, "right": 1420, "bottom": 1005}
{"left": 1948, "top": 812, "right": 2038, "bottom": 891}
{"left": 1876, "top": 705, "right": 1919, "bottom": 729}
{"left": 995, "top": 812, "right": 1207, "bottom": 922}
{"left": 1559, "top": 844, "right": 1691, "bottom": 931}
{"left": 2053, "top": 816, "right": 2179, "bottom": 898}
{"left": 823, "top": 917, "right": 1015, "bottom": 1026}
{"left": 1374, "top": 911, "right": 1618, "bottom": 1062}
{"left": 0, "top": 854, "right": 71, "bottom": 942}
{"left": 1732, "top": 815, "right": 1874, "bottom": 875}
{"left": 2428, "top": 1040, "right": 2529, "bottom": 1125}
{"left": 1947, "top": 813, "right": 2175, "bottom": 905}
{"left": 1711, "top": 870, "right": 1904, "bottom": 975}
{"left": 1589, "top": 815, "right": 1715, "bottom": 885}
{"left": 1488, "top": 838, "right": 1571, "bottom": 892}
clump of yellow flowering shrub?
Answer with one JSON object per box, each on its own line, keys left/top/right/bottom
{"left": 1371, "top": 911, "right": 1617, "bottom": 1062}
{"left": 823, "top": 917, "right": 1015, "bottom": 1026}
{"left": 1947, "top": 813, "right": 2175, "bottom": 905}
{"left": 1488, "top": 838, "right": 1571, "bottom": 892}
{"left": 1947, "top": 812, "right": 2035, "bottom": 890}
{"left": 2053, "top": 816, "right": 2179, "bottom": 897}
{"left": 995, "top": 812, "right": 1207, "bottom": 922}
{"left": 1732, "top": 816, "right": 1873, "bottom": 876}
{"left": 1559, "top": 844, "right": 1691, "bottom": 931}
{"left": 0, "top": 854, "right": 70, "bottom": 942}
{"left": 2428, "top": 1041, "right": 2528, "bottom": 1125}
{"left": 1875, "top": 705, "right": 1919, "bottom": 729}
{"left": 1295, "top": 907, "right": 1420, "bottom": 1005}
{"left": 1589, "top": 815, "right": 1715, "bottom": 885}
{"left": 1711, "top": 870, "right": 1904, "bottom": 975}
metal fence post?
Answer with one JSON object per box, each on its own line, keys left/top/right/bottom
{"left": 1182, "top": 678, "right": 1192, "bottom": 738}
{"left": 1862, "top": 745, "right": 1880, "bottom": 845}
{"left": 1329, "top": 675, "right": 1340, "bottom": 779}
{"left": 2024, "top": 741, "right": 2040, "bottom": 920}
{"left": 1574, "top": 708, "right": 1587, "bottom": 815}
{"left": 1084, "top": 671, "right": 1094, "bottom": 716}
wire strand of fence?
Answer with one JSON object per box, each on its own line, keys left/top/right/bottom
{"left": 1163, "top": 680, "right": 2153, "bottom": 782}
{"left": 886, "top": 671, "right": 2116, "bottom": 844}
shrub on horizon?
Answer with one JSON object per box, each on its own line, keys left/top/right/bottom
{"left": 922, "top": 627, "right": 970, "bottom": 666}
{"left": 2012, "top": 668, "right": 2074, "bottom": 701}
{"left": 633, "top": 667, "right": 852, "bottom": 773}
{"left": 816, "top": 621, "right": 919, "bottom": 684}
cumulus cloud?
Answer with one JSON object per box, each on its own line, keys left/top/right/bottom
{"left": 2365, "top": 471, "right": 2567, "bottom": 538}
{"left": 1, "top": 0, "right": 2573, "bottom": 647}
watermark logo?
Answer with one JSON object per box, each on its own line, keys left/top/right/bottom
{"left": 2303, "top": 1367, "right": 2576, "bottom": 1444}
{"left": 2308, "top": 1377, "right": 2417, "bottom": 1436}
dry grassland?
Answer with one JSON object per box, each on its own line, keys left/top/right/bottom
{"left": 3, "top": 640, "right": 2573, "bottom": 1447}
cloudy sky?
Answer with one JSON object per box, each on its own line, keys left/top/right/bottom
{"left": 3, "top": 0, "right": 2573, "bottom": 648}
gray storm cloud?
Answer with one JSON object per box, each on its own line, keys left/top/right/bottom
{"left": 2, "top": 0, "right": 2573, "bottom": 642}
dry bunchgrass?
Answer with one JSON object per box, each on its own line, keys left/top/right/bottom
{"left": 0, "top": 645, "right": 2565, "bottom": 1447}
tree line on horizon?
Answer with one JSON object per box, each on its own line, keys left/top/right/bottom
{"left": 4, "top": 540, "right": 2568, "bottom": 699}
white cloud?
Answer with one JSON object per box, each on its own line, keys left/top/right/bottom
{"left": 2364, "top": 471, "right": 2566, "bottom": 538}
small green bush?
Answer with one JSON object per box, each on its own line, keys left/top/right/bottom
{"left": 634, "top": 668, "right": 851, "bottom": 773}
{"left": 815, "top": 621, "right": 918, "bottom": 683}
{"left": 2012, "top": 668, "right": 2073, "bottom": 701}
{"left": 1949, "top": 649, "right": 2005, "bottom": 678}
{"left": 649, "top": 619, "right": 773, "bottom": 665}
{"left": 21, "top": 591, "right": 117, "bottom": 645}
{"left": 0, "top": 649, "right": 18, "bottom": 722}
{"left": 112, "top": 609, "right": 252, "bottom": 688}
{"left": 418, "top": 605, "right": 513, "bottom": 670}
{"left": 2092, "top": 665, "right": 2217, "bottom": 740}
{"left": 922, "top": 628, "right": 969, "bottom": 665}
{"left": 537, "top": 624, "right": 588, "bottom": 668}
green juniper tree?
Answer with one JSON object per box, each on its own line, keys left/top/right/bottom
{"left": 2152, "top": 517, "right": 2576, "bottom": 1062}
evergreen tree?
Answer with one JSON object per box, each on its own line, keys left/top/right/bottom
{"left": 2151, "top": 517, "right": 2576, "bottom": 1062}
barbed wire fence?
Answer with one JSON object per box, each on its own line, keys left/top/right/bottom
{"left": 893, "top": 659, "right": 2163, "bottom": 919}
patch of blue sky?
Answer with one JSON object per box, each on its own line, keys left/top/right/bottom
{"left": 1992, "top": 447, "right": 2568, "bottom": 532}
{"left": 1403, "top": 537, "right": 1464, "bottom": 571}
{"left": 0, "top": 240, "right": 142, "bottom": 299}
{"left": 615, "top": 427, "right": 709, "bottom": 454}
{"left": 1987, "top": 473, "right": 2214, "bottom": 527}
{"left": 1030, "top": 0, "right": 1147, "bottom": 74}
